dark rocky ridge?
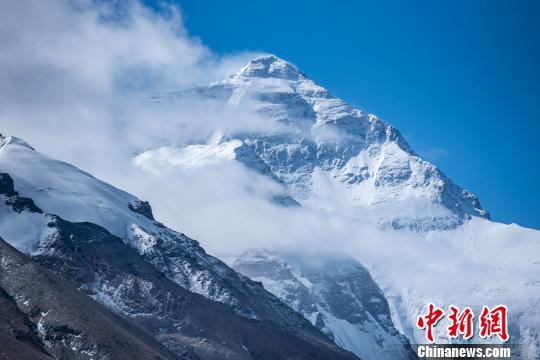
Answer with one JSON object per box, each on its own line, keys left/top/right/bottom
{"left": 0, "top": 287, "right": 51, "bottom": 360}
{"left": 0, "top": 171, "right": 358, "bottom": 359}
{"left": 233, "top": 251, "right": 417, "bottom": 360}
{"left": 0, "top": 172, "right": 42, "bottom": 213}
{"left": 128, "top": 199, "right": 155, "bottom": 220}
{"left": 33, "top": 216, "right": 356, "bottom": 359}
{"left": 0, "top": 332, "right": 52, "bottom": 360}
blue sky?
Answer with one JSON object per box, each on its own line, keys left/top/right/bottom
{"left": 147, "top": 0, "right": 539, "bottom": 229}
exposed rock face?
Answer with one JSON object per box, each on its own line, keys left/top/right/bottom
{"left": 0, "top": 172, "right": 42, "bottom": 214}
{"left": 128, "top": 199, "right": 155, "bottom": 220}
{"left": 233, "top": 250, "right": 416, "bottom": 360}
{"left": 0, "top": 286, "right": 51, "bottom": 360}
{"left": 31, "top": 216, "right": 353, "bottom": 359}
{"left": 0, "top": 238, "right": 177, "bottom": 360}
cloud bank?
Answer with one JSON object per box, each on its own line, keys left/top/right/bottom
{"left": 0, "top": 0, "right": 263, "bottom": 175}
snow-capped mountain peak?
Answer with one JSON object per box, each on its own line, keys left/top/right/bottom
{"left": 146, "top": 55, "right": 489, "bottom": 230}
{"left": 0, "top": 134, "right": 35, "bottom": 151}
{"left": 235, "top": 55, "right": 307, "bottom": 81}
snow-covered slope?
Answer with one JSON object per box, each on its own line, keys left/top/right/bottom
{"left": 232, "top": 250, "right": 416, "bottom": 360}
{"left": 139, "top": 55, "right": 540, "bottom": 358}
{"left": 364, "top": 217, "right": 540, "bottom": 357}
{"left": 0, "top": 134, "right": 357, "bottom": 359}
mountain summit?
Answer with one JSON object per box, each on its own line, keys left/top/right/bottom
{"left": 148, "top": 55, "right": 489, "bottom": 231}
{"left": 236, "top": 55, "right": 307, "bottom": 81}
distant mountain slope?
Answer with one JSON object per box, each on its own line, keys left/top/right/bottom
{"left": 0, "top": 134, "right": 357, "bottom": 359}
{"left": 232, "top": 250, "right": 416, "bottom": 360}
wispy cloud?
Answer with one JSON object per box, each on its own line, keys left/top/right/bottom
{"left": 0, "top": 0, "right": 264, "bottom": 176}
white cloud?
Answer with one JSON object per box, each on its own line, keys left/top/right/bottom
{"left": 0, "top": 0, "right": 263, "bottom": 176}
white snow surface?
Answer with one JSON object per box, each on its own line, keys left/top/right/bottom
{"left": 0, "top": 203, "right": 51, "bottom": 254}
{"left": 363, "top": 218, "right": 540, "bottom": 351}
{"left": 134, "top": 139, "right": 242, "bottom": 174}
{"left": 0, "top": 136, "right": 152, "bottom": 239}
{"left": 317, "top": 306, "right": 400, "bottom": 360}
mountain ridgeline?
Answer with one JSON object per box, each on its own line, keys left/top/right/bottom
{"left": 0, "top": 134, "right": 357, "bottom": 359}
